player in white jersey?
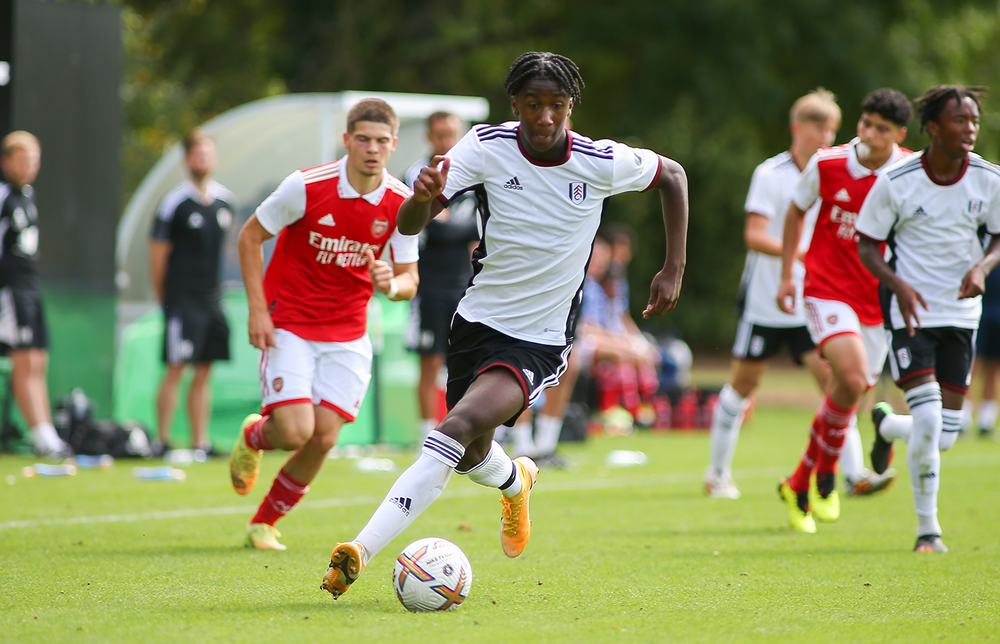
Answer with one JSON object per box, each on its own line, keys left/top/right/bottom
{"left": 857, "top": 86, "right": 1000, "bottom": 553}
{"left": 704, "top": 90, "right": 839, "bottom": 499}
{"left": 321, "top": 52, "right": 689, "bottom": 599}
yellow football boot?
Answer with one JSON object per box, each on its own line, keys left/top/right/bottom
{"left": 229, "top": 413, "right": 263, "bottom": 495}
{"left": 808, "top": 472, "right": 841, "bottom": 523}
{"left": 778, "top": 477, "right": 816, "bottom": 534}
{"left": 501, "top": 456, "right": 538, "bottom": 558}
{"left": 245, "top": 523, "right": 286, "bottom": 550}
{"left": 321, "top": 542, "right": 367, "bottom": 598}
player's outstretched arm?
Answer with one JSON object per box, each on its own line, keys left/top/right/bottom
{"left": 776, "top": 202, "right": 806, "bottom": 314}
{"left": 397, "top": 155, "right": 449, "bottom": 235}
{"left": 643, "top": 156, "right": 689, "bottom": 319}
{"left": 960, "top": 234, "right": 1000, "bottom": 299}
{"left": 237, "top": 214, "right": 277, "bottom": 350}
{"left": 858, "top": 235, "right": 926, "bottom": 336}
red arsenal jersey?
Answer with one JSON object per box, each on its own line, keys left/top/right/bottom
{"left": 792, "top": 140, "right": 912, "bottom": 325}
{"left": 255, "top": 158, "right": 417, "bottom": 342}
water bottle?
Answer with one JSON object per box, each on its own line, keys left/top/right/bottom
{"left": 71, "top": 454, "right": 114, "bottom": 469}
{"left": 22, "top": 463, "right": 78, "bottom": 478}
{"left": 133, "top": 466, "right": 186, "bottom": 481}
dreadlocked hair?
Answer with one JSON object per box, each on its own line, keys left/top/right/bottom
{"left": 914, "top": 85, "right": 988, "bottom": 134}
{"left": 504, "top": 52, "right": 584, "bottom": 104}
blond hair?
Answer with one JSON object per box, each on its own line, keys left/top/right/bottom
{"left": 790, "top": 88, "right": 841, "bottom": 127}
{"left": 1, "top": 130, "right": 40, "bottom": 157}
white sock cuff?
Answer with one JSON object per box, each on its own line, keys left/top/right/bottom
{"left": 456, "top": 440, "right": 501, "bottom": 475}
{"left": 905, "top": 381, "right": 942, "bottom": 408}
{"left": 718, "top": 384, "right": 747, "bottom": 417}
{"left": 421, "top": 430, "right": 465, "bottom": 468}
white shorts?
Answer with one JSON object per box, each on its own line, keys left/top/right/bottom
{"left": 803, "top": 297, "right": 887, "bottom": 387}
{"left": 260, "top": 328, "right": 373, "bottom": 421}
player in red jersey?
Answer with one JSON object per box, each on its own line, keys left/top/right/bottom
{"left": 229, "top": 99, "right": 419, "bottom": 550}
{"left": 775, "top": 88, "right": 912, "bottom": 533}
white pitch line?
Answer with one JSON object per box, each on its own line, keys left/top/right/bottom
{"left": 2, "top": 452, "right": 997, "bottom": 531}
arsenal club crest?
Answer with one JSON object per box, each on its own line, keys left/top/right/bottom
{"left": 273, "top": 377, "right": 283, "bottom": 392}
{"left": 569, "top": 182, "right": 587, "bottom": 205}
{"left": 372, "top": 216, "right": 390, "bottom": 237}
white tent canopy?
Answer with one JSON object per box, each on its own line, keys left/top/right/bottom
{"left": 115, "top": 91, "right": 490, "bottom": 311}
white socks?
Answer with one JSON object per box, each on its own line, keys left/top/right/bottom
{"left": 839, "top": 415, "right": 866, "bottom": 482}
{"left": 905, "top": 382, "right": 943, "bottom": 537}
{"left": 458, "top": 440, "right": 523, "bottom": 498}
{"left": 707, "top": 384, "right": 747, "bottom": 479}
{"left": 509, "top": 421, "right": 535, "bottom": 457}
{"left": 978, "top": 400, "right": 998, "bottom": 432}
{"left": 354, "top": 430, "right": 462, "bottom": 561}
{"left": 939, "top": 408, "right": 962, "bottom": 451}
{"left": 32, "top": 422, "right": 66, "bottom": 453}
{"left": 534, "top": 414, "right": 562, "bottom": 455}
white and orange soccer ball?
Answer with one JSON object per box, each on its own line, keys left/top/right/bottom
{"left": 392, "top": 537, "right": 473, "bottom": 612}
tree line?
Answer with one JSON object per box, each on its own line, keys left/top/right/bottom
{"left": 118, "top": 0, "right": 1000, "bottom": 350}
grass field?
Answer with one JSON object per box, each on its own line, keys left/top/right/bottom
{"left": 2, "top": 403, "right": 999, "bottom": 643}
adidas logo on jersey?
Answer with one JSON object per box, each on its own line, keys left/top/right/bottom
{"left": 390, "top": 496, "right": 412, "bottom": 516}
{"left": 318, "top": 213, "right": 336, "bottom": 226}
{"left": 522, "top": 369, "right": 535, "bottom": 385}
{"left": 834, "top": 188, "right": 851, "bottom": 202}
{"left": 912, "top": 206, "right": 928, "bottom": 217}
{"left": 503, "top": 176, "right": 523, "bottom": 190}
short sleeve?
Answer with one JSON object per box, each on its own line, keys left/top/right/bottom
{"left": 609, "top": 143, "right": 660, "bottom": 196}
{"left": 855, "top": 174, "right": 897, "bottom": 241}
{"left": 744, "top": 162, "right": 778, "bottom": 218}
{"left": 984, "top": 176, "right": 1000, "bottom": 235}
{"left": 151, "top": 196, "right": 174, "bottom": 241}
{"left": 792, "top": 153, "right": 821, "bottom": 211}
{"left": 442, "top": 130, "right": 485, "bottom": 201}
{"left": 388, "top": 227, "right": 420, "bottom": 264}
{"left": 255, "top": 171, "right": 307, "bottom": 235}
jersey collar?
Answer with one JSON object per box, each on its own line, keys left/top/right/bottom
{"left": 337, "top": 155, "right": 388, "bottom": 205}
{"left": 513, "top": 123, "right": 574, "bottom": 167}
{"left": 846, "top": 137, "right": 904, "bottom": 180}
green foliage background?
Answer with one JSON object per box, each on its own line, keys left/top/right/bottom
{"left": 116, "top": 0, "right": 1000, "bottom": 350}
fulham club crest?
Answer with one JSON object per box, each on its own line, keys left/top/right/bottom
{"left": 569, "top": 182, "right": 587, "bottom": 205}
{"left": 372, "top": 216, "right": 390, "bottom": 237}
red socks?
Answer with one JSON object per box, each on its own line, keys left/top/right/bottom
{"left": 250, "top": 468, "right": 310, "bottom": 526}
{"left": 245, "top": 415, "right": 273, "bottom": 451}
{"left": 789, "top": 396, "right": 856, "bottom": 493}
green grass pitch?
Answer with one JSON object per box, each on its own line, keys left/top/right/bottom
{"left": 2, "top": 405, "right": 998, "bottom": 643}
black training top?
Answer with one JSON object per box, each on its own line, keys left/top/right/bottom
{"left": 0, "top": 182, "right": 41, "bottom": 290}
{"left": 151, "top": 179, "right": 235, "bottom": 305}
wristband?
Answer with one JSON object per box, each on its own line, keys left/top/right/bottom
{"left": 386, "top": 278, "right": 399, "bottom": 299}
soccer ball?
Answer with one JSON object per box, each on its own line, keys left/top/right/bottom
{"left": 392, "top": 537, "right": 473, "bottom": 612}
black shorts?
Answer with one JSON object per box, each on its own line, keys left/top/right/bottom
{"left": 406, "top": 289, "right": 463, "bottom": 355}
{"left": 0, "top": 286, "right": 48, "bottom": 350}
{"left": 162, "top": 301, "right": 231, "bottom": 365}
{"left": 976, "top": 308, "right": 1000, "bottom": 359}
{"left": 887, "top": 326, "right": 974, "bottom": 393}
{"left": 731, "top": 318, "right": 814, "bottom": 362}
{"left": 445, "top": 314, "right": 570, "bottom": 427}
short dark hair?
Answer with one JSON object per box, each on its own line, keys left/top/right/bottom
{"left": 914, "top": 85, "right": 987, "bottom": 134}
{"left": 602, "top": 222, "right": 635, "bottom": 248}
{"left": 426, "top": 111, "right": 457, "bottom": 129}
{"left": 182, "top": 128, "right": 212, "bottom": 155}
{"left": 346, "top": 98, "right": 399, "bottom": 134}
{"left": 860, "top": 88, "right": 912, "bottom": 127}
{"left": 505, "top": 52, "right": 584, "bottom": 104}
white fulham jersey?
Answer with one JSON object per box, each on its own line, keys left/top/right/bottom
{"left": 738, "top": 151, "right": 818, "bottom": 327}
{"left": 857, "top": 151, "right": 1000, "bottom": 329}
{"left": 441, "top": 122, "right": 661, "bottom": 345}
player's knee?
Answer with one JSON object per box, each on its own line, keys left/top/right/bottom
{"left": 271, "top": 417, "right": 313, "bottom": 449}
{"left": 839, "top": 371, "right": 869, "bottom": 401}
